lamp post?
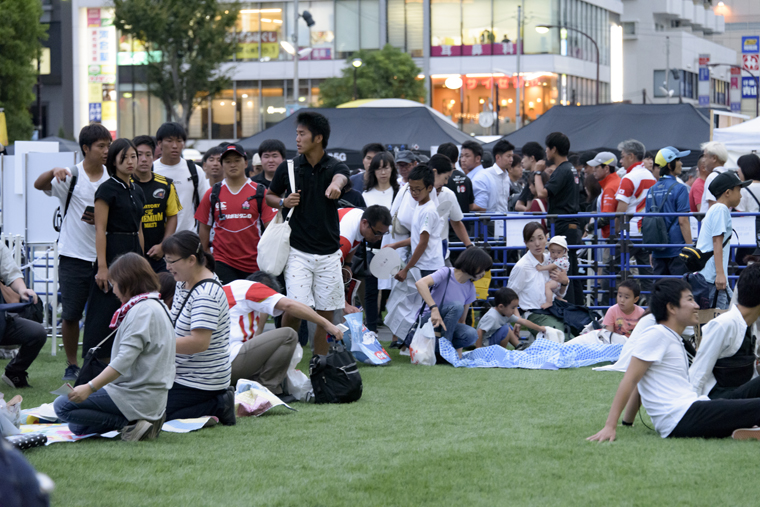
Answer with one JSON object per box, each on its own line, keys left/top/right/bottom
{"left": 291, "top": 4, "right": 316, "bottom": 106}
{"left": 536, "top": 24, "right": 599, "bottom": 105}
{"left": 351, "top": 58, "right": 363, "bottom": 101}
{"left": 706, "top": 63, "right": 759, "bottom": 118}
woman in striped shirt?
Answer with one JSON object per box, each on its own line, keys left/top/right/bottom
{"left": 162, "top": 231, "right": 235, "bottom": 425}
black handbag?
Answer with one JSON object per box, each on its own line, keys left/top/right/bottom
{"left": 309, "top": 341, "right": 363, "bottom": 404}
{"left": 74, "top": 328, "right": 117, "bottom": 387}
{"left": 680, "top": 232, "right": 732, "bottom": 273}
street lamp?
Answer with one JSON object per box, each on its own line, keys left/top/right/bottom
{"left": 352, "top": 58, "right": 363, "bottom": 101}
{"left": 291, "top": 2, "right": 316, "bottom": 106}
{"left": 706, "top": 63, "right": 759, "bottom": 117}
{"left": 536, "top": 24, "right": 599, "bottom": 105}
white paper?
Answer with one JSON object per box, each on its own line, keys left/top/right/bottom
{"left": 49, "top": 383, "right": 74, "bottom": 396}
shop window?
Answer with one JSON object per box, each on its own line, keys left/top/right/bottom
{"left": 431, "top": 0, "right": 461, "bottom": 47}
{"left": 262, "top": 82, "right": 285, "bottom": 130}
{"left": 462, "top": 0, "right": 493, "bottom": 46}
{"left": 117, "top": 89, "right": 169, "bottom": 139}
{"left": 296, "top": 1, "right": 335, "bottom": 60}
{"left": 388, "top": 0, "right": 423, "bottom": 57}
{"left": 237, "top": 86, "right": 260, "bottom": 138}
{"left": 211, "top": 90, "right": 236, "bottom": 139}
{"left": 237, "top": 3, "right": 286, "bottom": 62}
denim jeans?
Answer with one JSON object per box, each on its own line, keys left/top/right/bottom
{"left": 54, "top": 389, "right": 128, "bottom": 435}
{"left": 705, "top": 284, "right": 732, "bottom": 310}
{"left": 414, "top": 303, "right": 477, "bottom": 352}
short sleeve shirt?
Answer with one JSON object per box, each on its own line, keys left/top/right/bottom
{"left": 645, "top": 176, "right": 690, "bottom": 258}
{"left": 545, "top": 161, "right": 580, "bottom": 226}
{"left": 94, "top": 177, "right": 146, "bottom": 234}
{"left": 133, "top": 173, "right": 182, "bottom": 252}
{"left": 602, "top": 304, "right": 645, "bottom": 337}
{"left": 697, "top": 202, "right": 732, "bottom": 283}
{"left": 269, "top": 154, "right": 351, "bottom": 255}
{"left": 445, "top": 170, "right": 474, "bottom": 215}
{"left": 428, "top": 267, "right": 476, "bottom": 309}
{"left": 338, "top": 208, "right": 365, "bottom": 262}
{"left": 223, "top": 280, "right": 286, "bottom": 362}
{"left": 172, "top": 276, "right": 231, "bottom": 391}
{"left": 411, "top": 200, "right": 444, "bottom": 271}
{"left": 477, "top": 307, "right": 519, "bottom": 342}
{"left": 689, "top": 178, "right": 705, "bottom": 213}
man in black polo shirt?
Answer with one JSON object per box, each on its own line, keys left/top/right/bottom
{"left": 266, "top": 112, "right": 350, "bottom": 356}
{"left": 533, "top": 132, "right": 582, "bottom": 304}
{"left": 132, "top": 135, "right": 182, "bottom": 273}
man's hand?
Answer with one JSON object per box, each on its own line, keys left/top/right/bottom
{"left": 534, "top": 160, "right": 546, "bottom": 172}
{"left": 284, "top": 190, "right": 301, "bottom": 208}
{"left": 716, "top": 273, "right": 727, "bottom": 291}
{"left": 394, "top": 268, "right": 408, "bottom": 282}
{"left": 20, "top": 289, "right": 38, "bottom": 304}
{"left": 587, "top": 425, "right": 617, "bottom": 442}
{"left": 53, "top": 167, "right": 72, "bottom": 183}
{"left": 68, "top": 384, "right": 93, "bottom": 404}
{"left": 344, "top": 303, "right": 361, "bottom": 314}
{"left": 325, "top": 183, "right": 342, "bottom": 199}
{"left": 146, "top": 244, "right": 163, "bottom": 260}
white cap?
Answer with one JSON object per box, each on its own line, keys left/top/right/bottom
{"left": 548, "top": 235, "right": 568, "bottom": 251}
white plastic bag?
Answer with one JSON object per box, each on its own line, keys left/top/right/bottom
{"left": 285, "top": 345, "right": 312, "bottom": 401}
{"left": 257, "top": 160, "right": 295, "bottom": 275}
{"left": 409, "top": 320, "right": 436, "bottom": 366}
{"left": 537, "top": 327, "right": 565, "bottom": 344}
{"left": 0, "top": 394, "right": 22, "bottom": 436}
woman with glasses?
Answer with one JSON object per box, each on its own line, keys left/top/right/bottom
{"left": 363, "top": 153, "right": 400, "bottom": 331}
{"left": 412, "top": 246, "right": 493, "bottom": 358}
{"left": 83, "top": 138, "right": 146, "bottom": 359}
{"left": 162, "top": 230, "right": 236, "bottom": 425}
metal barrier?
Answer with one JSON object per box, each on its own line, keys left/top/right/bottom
{"left": 449, "top": 210, "right": 760, "bottom": 311}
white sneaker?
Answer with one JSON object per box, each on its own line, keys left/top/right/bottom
{"left": 120, "top": 420, "right": 152, "bottom": 442}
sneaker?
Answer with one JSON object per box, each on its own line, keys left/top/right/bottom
{"left": 62, "top": 363, "right": 80, "bottom": 382}
{"left": 732, "top": 427, "right": 760, "bottom": 440}
{"left": 146, "top": 412, "right": 166, "bottom": 440}
{"left": 389, "top": 340, "right": 403, "bottom": 349}
{"left": 218, "top": 386, "right": 236, "bottom": 426}
{"left": 2, "top": 371, "right": 31, "bottom": 389}
{"left": 120, "top": 420, "right": 153, "bottom": 442}
{"left": 305, "top": 390, "right": 316, "bottom": 404}
{"left": 515, "top": 342, "right": 530, "bottom": 351}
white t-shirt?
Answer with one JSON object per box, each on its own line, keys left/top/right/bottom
{"left": 363, "top": 187, "right": 394, "bottom": 210}
{"left": 338, "top": 208, "right": 365, "bottom": 262}
{"left": 436, "top": 186, "right": 464, "bottom": 223}
{"left": 45, "top": 162, "right": 109, "bottom": 261}
{"left": 738, "top": 181, "right": 760, "bottom": 213}
{"left": 223, "top": 280, "right": 286, "bottom": 363}
{"left": 153, "top": 158, "right": 209, "bottom": 232}
{"left": 632, "top": 324, "right": 708, "bottom": 438}
{"left": 700, "top": 167, "right": 726, "bottom": 212}
{"left": 411, "top": 199, "right": 444, "bottom": 271}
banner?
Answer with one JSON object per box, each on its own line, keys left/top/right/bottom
{"left": 0, "top": 111, "right": 7, "bottom": 147}
{"left": 698, "top": 54, "right": 710, "bottom": 107}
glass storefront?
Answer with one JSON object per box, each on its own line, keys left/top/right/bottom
{"left": 236, "top": 3, "right": 287, "bottom": 62}
{"left": 387, "top": 0, "right": 424, "bottom": 57}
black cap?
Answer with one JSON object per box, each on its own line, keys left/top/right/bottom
{"left": 220, "top": 143, "right": 247, "bottom": 161}
{"left": 708, "top": 171, "right": 750, "bottom": 198}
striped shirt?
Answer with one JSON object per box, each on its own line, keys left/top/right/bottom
{"left": 615, "top": 163, "right": 656, "bottom": 236}
{"left": 172, "top": 276, "right": 231, "bottom": 391}
{"left": 224, "top": 280, "right": 285, "bottom": 363}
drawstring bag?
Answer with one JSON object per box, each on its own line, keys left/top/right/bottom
{"left": 257, "top": 161, "right": 296, "bottom": 275}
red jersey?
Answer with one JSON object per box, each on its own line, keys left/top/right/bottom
{"left": 598, "top": 172, "right": 621, "bottom": 238}
{"left": 615, "top": 163, "right": 656, "bottom": 235}
{"left": 195, "top": 180, "right": 276, "bottom": 272}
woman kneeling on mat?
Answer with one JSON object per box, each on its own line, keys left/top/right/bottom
{"left": 54, "top": 253, "right": 175, "bottom": 441}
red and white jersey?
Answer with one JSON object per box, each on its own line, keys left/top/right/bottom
{"left": 615, "top": 163, "right": 656, "bottom": 235}
{"left": 338, "top": 208, "right": 364, "bottom": 262}
{"left": 223, "top": 280, "right": 286, "bottom": 362}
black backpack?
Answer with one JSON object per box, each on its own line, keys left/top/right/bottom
{"left": 208, "top": 181, "right": 266, "bottom": 229}
{"left": 309, "top": 341, "right": 363, "bottom": 404}
{"left": 641, "top": 180, "right": 678, "bottom": 251}
{"left": 53, "top": 167, "right": 78, "bottom": 233}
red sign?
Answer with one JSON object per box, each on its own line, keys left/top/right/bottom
{"left": 87, "top": 8, "right": 100, "bottom": 27}
{"left": 699, "top": 55, "right": 710, "bottom": 66}
{"left": 431, "top": 42, "right": 520, "bottom": 57}
{"left": 743, "top": 54, "right": 759, "bottom": 71}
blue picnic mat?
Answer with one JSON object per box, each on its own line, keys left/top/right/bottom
{"left": 439, "top": 337, "right": 623, "bottom": 369}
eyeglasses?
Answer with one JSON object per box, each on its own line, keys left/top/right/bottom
{"left": 164, "top": 256, "right": 186, "bottom": 265}
{"left": 369, "top": 224, "right": 389, "bottom": 237}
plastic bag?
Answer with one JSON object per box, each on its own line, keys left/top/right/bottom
{"left": 285, "top": 345, "right": 312, "bottom": 402}
{"left": 343, "top": 313, "right": 391, "bottom": 366}
{"left": 409, "top": 319, "right": 436, "bottom": 366}
{"left": 234, "top": 379, "right": 296, "bottom": 417}
{"left": 537, "top": 327, "right": 565, "bottom": 344}
{"left": 0, "top": 394, "right": 22, "bottom": 436}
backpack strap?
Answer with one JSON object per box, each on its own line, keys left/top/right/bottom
{"left": 254, "top": 182, "right": 266, "bottom": 229}
{"left": 187, "top": 160, "right": 200, "bottom": 211}
{"left": 209, "top": 182, "right": 223, "bottom": 228}
{"left": 746, "top": 188, "right": 760, "bottom": 210}
{"left": 284, "top": 160, "right": 296, "bottom": 222}
{"left": 63, "top": 165, "right": 79, "bottom": 217}
{"left": 657, "top": 180, "right": 679, "bottom": 227}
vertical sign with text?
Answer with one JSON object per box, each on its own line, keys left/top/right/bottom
{"left": 698, "top": 54, "right": 710, "bottom": 107}
{"left": 731, "top": 67, "right": 742, "bottom": 112}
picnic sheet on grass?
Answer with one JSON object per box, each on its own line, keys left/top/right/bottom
{"left": 439, "top": 337, "right": 623, "bottom": 369}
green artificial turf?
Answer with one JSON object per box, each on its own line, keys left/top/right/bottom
{"left": 5, "top": 346, "right": 760, "bottom": 506}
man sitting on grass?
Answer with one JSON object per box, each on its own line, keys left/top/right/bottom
{"left": 588, "top": 278, "right": 760, "bottom": 441}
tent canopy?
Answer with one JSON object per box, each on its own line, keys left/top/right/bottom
{"left": 484, "top": 103, "right": 709, "bottom": 166}
{"left": 713, "top": 116, "right": 760, "bottom": 168}
{"left": 238, "top": 107, "right": 477, "bottom": 168}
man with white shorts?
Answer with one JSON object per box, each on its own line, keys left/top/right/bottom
{"left": 266, "top": 112, "right": 350, "bottom": 355}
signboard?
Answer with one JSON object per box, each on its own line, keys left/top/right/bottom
{"left": 84, "top": 8, "right": 117, "bottom": 139}
{"left": 742, "top": 36, "right": 759, "bottom": 54}
{"left": 743, "top": 76, "right": 758, "bottom": 98}
{"left": 698, "top": 53, "right": 710, "bottom": 107}
{"left": 743, "top": 54, "right": 759, "bottom": 71}
{"left": 238, "top": 31, "right": 280, "bottom": 60}
{"left": 730, "top": 67, "right": 742, "bottom": 112}
{"left": 432, "top": 42, "right": 519, "bottom": 57}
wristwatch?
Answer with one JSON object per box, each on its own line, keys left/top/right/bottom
{"left": 279, "top": 198, "right": 284, "bottom": 208}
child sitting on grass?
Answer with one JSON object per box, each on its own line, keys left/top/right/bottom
{"left": 535, "top": 235, "right": 570, "bottom": 309}
{"left": 602, "top": 280, "right": 645, "bottom": 338}
{"left": 476, "top": 288, "right": 547, "bottom": 349}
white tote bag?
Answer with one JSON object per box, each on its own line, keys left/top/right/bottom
{"left": 409, "top": 319, "right": 437, "bottom": 366}
{"left": 257, "top": 160, "right": 296, "bottom": 275}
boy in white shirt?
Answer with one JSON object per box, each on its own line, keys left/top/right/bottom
{"left": 33, "top": 124, "right": 112, "bottom": 381}
{"left": 588, "top": 278, "right": 760, "bottom": 441}
{"left": 152, "top": 122, "right": 209, "bottom": 232}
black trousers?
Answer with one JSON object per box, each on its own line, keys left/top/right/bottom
{"left": 554, "top": 223, "right": 582, "bottom": 305}
{"left": 652, "top": 255, "right": 688, "bottom": 277}
{"left": 165, "top": 382, "right": 228, "bottom": 421}
{"left": 630, "top": 246, "right": 653, "bottom": 303}
{"left": 215, "top": 261, "right": 253, "bottom": 285}
{"left": 669, "top": 377, "right": 760, "bottom": 438}
{"left": 1, "top": 315, "right": 46, "bottom": 374}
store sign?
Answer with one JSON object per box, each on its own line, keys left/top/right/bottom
{"left": 730, "top": 67, "right": 741, "bottom": 112}
{"left": 238, "top": 31, "right": 280, "bottom": 60}
{"left": 698, "top": 53, "right": 710, "bottom": 107}
{"left": 431, "top": 42, "right": 519, "bottom": 57}
{"left": 88, "top": 103, "right": 102, "bottom": 122}
{"left": 743, "top": 76, "right": 758, "bottom": 98}
{"left": 742, "top": 36, "right": 759, "bottom": 54}
{"left": 84, "top": 8, "right": 117, "bottom": 139}
{"left": 117, "top": 50, "right": 162, "bottom": 66}
{"left": 301, "top": 47, "right": 331, "bottom": 61}
{"left": 743, "top": 54, "right": 759, "bottom": 71}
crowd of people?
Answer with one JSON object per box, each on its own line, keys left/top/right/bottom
{"left": 2, "top": 111, "right": 760, "bottom": 443}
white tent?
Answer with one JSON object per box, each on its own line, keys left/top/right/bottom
{"left": 713, "top": 116, "right": 760, "bottom": 168}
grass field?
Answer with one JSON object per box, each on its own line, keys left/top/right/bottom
{"left": 5, "top": 345, "right": 760, "bottom": 507}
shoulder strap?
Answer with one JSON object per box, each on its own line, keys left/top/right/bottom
{"left": 747, "top": 188, "right": 760, "bottom": 209}
{"left": 187, "top": 160, "right": 200, "bottom": 211}
{"left": 209, "top": 182, "right": 223, "bottom": 228}
{"left": 254, "top": 182, "right": 266, "bottom": 228}
{"left": 173, "top": 278, "right": 223, "bottom": 326}
{"left": 63, "top": 166, "right": 79, "bottom": 217}
{"left": 284, "top": 160, "right": 296, "bottom": 221}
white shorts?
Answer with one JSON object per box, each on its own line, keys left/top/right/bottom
{"left": 284, "top": 247, "right": 344, "bottom": 311}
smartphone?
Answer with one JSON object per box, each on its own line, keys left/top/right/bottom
{"left": 81, "top": 206, "right": 95, "bottom": 222}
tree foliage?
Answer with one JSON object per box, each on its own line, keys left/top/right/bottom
{"left": 319, "top": 45, "right": 426, "bottom": 108}
{"left": 113, "top": 0, "right": 239, "bottom": 129}
{"left": 0, "top": 0, "right": 46, "bottom": 142}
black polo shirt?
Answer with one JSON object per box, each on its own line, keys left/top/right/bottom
{"left": 251, "top": 172, "right": 271, "bottom": 188}
{"left": 132, "top": 173, "right": 182, "bottom": 251}
{"left": 269, "top": 153, "right": 351, "bottom": 255}
{"left": 544, "top": 160, "right": 580, "bottom": 226}
{"left": 94, "top": 177, "right": 146, "bottom": 234}
{"left": 446, "top": 170, "right": 474, "bottom": 215}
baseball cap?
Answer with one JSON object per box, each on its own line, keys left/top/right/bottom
{"left": 395, "top": 150, "right": 417, "bottom": 164}
{"left": 548, "top": 235, "right": 568, "bottom": 251}
{"left": 655, "top": 146, "right": 691, "bottom": 168}
{"left": 708, "top": 171, "right": 751, "bottom": 198}
{"left": 587, "top": 151, "right": 618, "bottom": 168}
{"left": 252, "top": 153, "right": 262, "bottom": 166}
{"left": 220, "top": 143, "right": 247, "bottom": 161}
